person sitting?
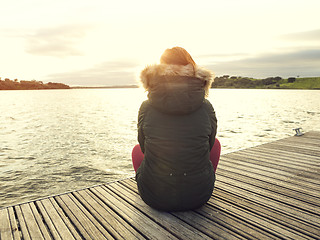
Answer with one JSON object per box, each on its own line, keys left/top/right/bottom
{"left": 132, "top": 47, "right": 220, "bottom": 211}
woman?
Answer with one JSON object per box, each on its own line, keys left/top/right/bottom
{"left": 132, "top": 47, "right": 220, "bottom": 211}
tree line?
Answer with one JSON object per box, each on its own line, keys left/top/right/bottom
{"left": 212, "top": 75, "right": 297, "bottom": 89}
{"left": 0, "top": 78, "right": 70, "bottom": 90}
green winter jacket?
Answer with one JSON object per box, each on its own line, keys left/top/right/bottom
{"left": 136, "top": 63, "right": 217, "bottom": 211}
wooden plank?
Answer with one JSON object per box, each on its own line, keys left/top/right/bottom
{"left": 271, "top": 139, "right": 320, "bottom": 151}
{"left": 252, "top": 148, "right": 320, "bottom": 166}
{"left": 305, "top": 130, "right": 320, "bottom": 135}
{"left": 195, "top": 204, "right": 276, "bottom": 239}
{"left": 37, "top": 198, "right": 79, "bottom": 240}
{"left": 299, "top": 131, "right": 320, "bottom": 140}
{"left": 124, "top": 178, "right": 316, "bottom": 239}
{"left": 48, "top": 197, "right": 83, "bottom": 240}
{"left": 28, "top": 202, "right": 51, "bottom": 239}
{"left": 173, "top": 209, "right": 244, "bottom": 240}
{"left": 109, "top": 180, "right": 215, "bottom": 239}
{"left": 14, "top": 205, "right": 32, "bottom": 240}
{"left": 228, "top": 145, "right": 320, "bottom": 165}
{"left": 218, "top": 169, "right": 320, "bottom": 207}
{"left": 282, "top": 137, "right": 320, "bottom": 146}
{"left": 229, "top": 143, "right": 320, "bottom": 165}
{"left": 219, "top": 159, "right": 320, "bottom": 196}
{"left": 226, "top": 152, "right": 320, "bottom": 178}
{"left": 254, "top": 144, "right": 320, "bottom": 161}
{"left": 0, "top": 208, "right": 13, "bottom": 240}
{"left": 218, "top": 160, "right": 320, "bottom": 199}
{"left": 234, "top": 148, "right": 320, "bottom": 168}
{"left": 55, "top": 193, "right": 113, "bottom": 239}
{"left": 7, "top": 207, "right": 20, "bottom": 240}
{"left": 126, "top": 176, "right": 320, "bottom": 239}
{"left": 277, "top": 134, "right": 320, "bottom": 143}
{"left": 215, "top": 181, "right": 320, "bottom": 225}
{"left": 90, "top": 186, "right": 179, "bottom": 239}
{"left": 241, "top": 148, "right": 320, "bottom": 167}
{"left": 259, "top": 142, "right": 320, "bottom": 157}
{"left": 217, "top": 174, "right": 319, "bottom": 215}
{"left": 220, "top": 156, "right": 320, "bottom": 188}
{"left": 219, "top": 155, "right": 320, "bottom": 189}
{"left": 207, "top": 193, "right": 314, "bottom": 239}
{"left": 74, "top": 189, "right": 143, "bottom": 239}
{"left": 285, "top": 132, "right": 320, "bottom": 140}
{"left": 220, "top": 163, "right": 320, "bottom": 199}
{"left": 122, "top": 178, "right": 276, "bottom": 239}
{"left": 221, "top": 153, "right": 320, "bottom": 186}
{"left": 19, "top": 203, "right": 46, "bottom": 239}
{"left": 36, "top": 199, "right": 64, "bottom": 240}
{"left": 55, "top": 195, "right": 91, "bottom": 240}
{"left": 211, "top": 188, "right": 320, "bottom": 239}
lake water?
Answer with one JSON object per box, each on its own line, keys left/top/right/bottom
{"left": 0, "top": 88, "right": 319, "bottom": 208}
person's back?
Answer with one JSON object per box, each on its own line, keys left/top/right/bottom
{"left": 132, "top": 47, "right": 220, "bottom": 211}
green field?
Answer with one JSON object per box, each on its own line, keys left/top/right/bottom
{"left": 212, "top": 76, "right": 320, "bottom": 89}
{"left": 279, "top": 77, "right": 320, "bottom": 89}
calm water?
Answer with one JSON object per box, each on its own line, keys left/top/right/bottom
{"left": 0, "top": 88, "right": 319, "bottom": 208}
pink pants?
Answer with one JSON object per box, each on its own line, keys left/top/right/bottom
{"left": 132, "top": 138, "right": 221, "bottom": 173}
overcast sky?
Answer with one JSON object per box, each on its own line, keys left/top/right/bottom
{"left": 1, "top": 0, "right": 320, "bottom": 86}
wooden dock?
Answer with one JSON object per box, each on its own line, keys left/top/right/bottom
{"left": 1, "top": 131, "right": 319, "bottom": 239}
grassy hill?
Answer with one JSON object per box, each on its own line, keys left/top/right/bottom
{"left": 212, "top": 76, "right": 320, "bottom": 89}
{"left": 0, "top": 78, "right": 70, "bottom": 90}
{"left": 279, "top": 77, "right": 320, "bottom": 89}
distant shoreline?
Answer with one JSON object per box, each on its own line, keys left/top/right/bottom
{"left": 0, "top": 79, "right": 70, "bottom": 90}
{"left": 72, "top": 76, "right": 320, "bottom": 90}
{"left": 1, "top": 77, "right": 320, "bottom": 90}
{"left": 69, "top": 87, "right": 320, "bottom": 90}
{"left": 71, "top": 85, "right": 139, "bottom": 89}
{"left": 211, "top": 76, "right": 320, "bottom": 90}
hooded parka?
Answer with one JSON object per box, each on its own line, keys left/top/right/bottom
{"left": 136, "top": 63, "right": 217, "bottom": 211}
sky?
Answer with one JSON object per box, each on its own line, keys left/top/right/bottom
{"left": 1, "top": 0, "right": 320, "bottom": 86}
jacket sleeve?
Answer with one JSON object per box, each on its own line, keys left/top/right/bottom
{"left": 204, "top": 100, "right": 218, "bottom": 150}
{"left": 137, "top": 101, "right": 148, "bottom": 153}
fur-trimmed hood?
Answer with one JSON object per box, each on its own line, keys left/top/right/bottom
{"left": 140, "top": 63, "right": 214, "bottom": 97}
{"left": 139, "top": 64, "right": 214, "bottom": 115}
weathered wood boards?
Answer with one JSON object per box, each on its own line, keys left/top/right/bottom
{"left": 1, "top": 131, "right": 319, "bottom": 239}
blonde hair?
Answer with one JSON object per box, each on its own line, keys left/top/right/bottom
{"left": 160, "top": 47, "right": 196, "bottom": 72}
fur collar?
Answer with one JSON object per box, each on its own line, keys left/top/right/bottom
{"left": 140, "top": 63, "right": 214, "bottom": 97}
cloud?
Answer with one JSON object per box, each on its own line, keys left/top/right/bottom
{"left": 206, "top": 48, "right": 320, "bottom": 78}
{"left": 46, "top": 48, "right": 320, "bottom": 86}
{"left": 196, "top": 52, "right": 250, "bottom": 64}
{"left": 45, "top": 60, "right": 141, "bottom": 86}
{"left": 280, "top": 29, "right": 320, "bottom": 42}
{"left": 25, "top": 24, "right": 92, "bottom": 57}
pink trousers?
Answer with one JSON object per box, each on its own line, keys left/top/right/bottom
{"left": 132, "top": 138, "right": 221, "bottom": 173}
